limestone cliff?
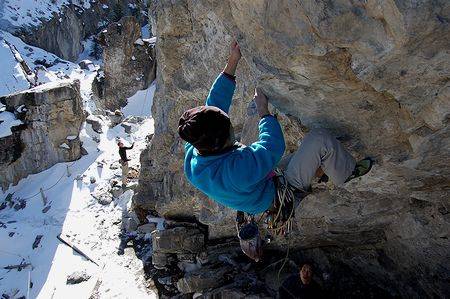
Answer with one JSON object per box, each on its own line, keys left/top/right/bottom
{"left": 0, "top": 80, "right": 84, "bottom": 189}
{"left": 136, "top": 0, "right": 449, "bottom": 297}
{"left": 94, "top": 16, "right": 156, "bottom": 110}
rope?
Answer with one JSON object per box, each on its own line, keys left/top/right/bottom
{"left": 8, "top": 160, "right": 78, "bottom": 201}
{"left": 268, "top": 169, "right": 297, "bottom": 236}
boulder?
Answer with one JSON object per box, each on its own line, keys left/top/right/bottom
{"left": 152, "top": 226, "right": 205, "bottom": 255}
{"left": 0, "top": 80, "right": 84, "bottom": 189}
{"left": 86, "top": 114, "right": 103, "bottom": 134}
{"left": 136, "top": 0, "right": 450, "bottom": 297}
{"left": 66, "top": 270, "right": 91, "bottom": 285}
{"left": 78, "top": 60, "right": 94, "bottom": 71}
{"left": 137, "top": 223, "right": 156, "bottom": 234}
{"left": 176, "top": 265, "right": 233, "bottom": 294}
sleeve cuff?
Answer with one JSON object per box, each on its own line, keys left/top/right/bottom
{"left": 222, "top": 72, "right": 236, "bottom": 82}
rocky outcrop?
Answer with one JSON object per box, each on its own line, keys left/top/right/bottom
{"left": 14, "top": 0, "right": 148, "bottom": 61}
{"left": 0, "top": 80, "right": 84, "bottom": 189}
{"left": 136, "top": 0, "right": 450, "bottom": 297}
{"left": 93, "top": 16, "right": 156, "bottom": 110}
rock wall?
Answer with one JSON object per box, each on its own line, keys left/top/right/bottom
{"left": 136, "top": 0, "right": 450, "bottom": 297}
{"left": 0, "top": 80, "right": 84, "bottom": 189}
{"left": 14, "top": 0, "right": 148, "bottom": 61}
{"left": 94, "top": 16, "right": 156, "bottom": 110}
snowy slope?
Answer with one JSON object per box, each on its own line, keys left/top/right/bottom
{"left": 0, "top": 0, "right": 90, "bottom": 29}
{"left": 0, "top": 26, "right": 157, "bottom": 298}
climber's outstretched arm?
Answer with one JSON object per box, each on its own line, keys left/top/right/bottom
{"left": 205, "top": 41, "right": 241, "bottom": 113}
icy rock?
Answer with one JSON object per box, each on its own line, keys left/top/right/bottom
{"left": 66, "top": 270, "right": 91, "bottom": 285}
{"left": 90, "top": 176, "right": 96, "bottom": 184}
{"left": 86, "top": 115, "right": 103, "bottom": 134}
{"left": 123, "top": 116, "right": 144, "bottom": 124}
{"left": 97, "top": 194, "right": 113, "bottom": 205}
{"left": 78, "top": 60, "right": 93, "bottom": 70}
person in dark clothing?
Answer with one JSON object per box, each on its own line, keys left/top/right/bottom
{"left": 118, "top": 141, "right": 134, "bottom": 186}
{"left": 279, "top": 264, "right": 324, "bottom": 299}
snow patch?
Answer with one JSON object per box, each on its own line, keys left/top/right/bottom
{"left": 59, "top": 142, "right": 70, "bottom": 149}
{"left": 0, "top": 111, "right": 23, "bottom": 138}
{"left": 121, "top": 81, "right": 156, "bottom": 118}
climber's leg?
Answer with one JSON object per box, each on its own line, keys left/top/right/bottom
{"left": 284, "top": 129, "right": 356, "bottom": 190}
{"left": 122, "top": 162, "right": 129, "bottom": 186}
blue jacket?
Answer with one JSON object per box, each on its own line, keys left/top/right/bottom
{"left": 183, "top": 73, "right": 286, "bottom": 214}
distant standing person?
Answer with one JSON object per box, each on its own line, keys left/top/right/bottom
{"left": 279, "top": 264, "right": 324, "bottom": 299}
{"left": 118, "top": 141, "right": 134, "bottom": 187}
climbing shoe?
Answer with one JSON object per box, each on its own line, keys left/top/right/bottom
{"left": 345, "top": 157, "right": 374, "bottom": 182}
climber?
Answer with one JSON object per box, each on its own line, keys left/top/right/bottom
{"left": 118, "top": 140, "right": 134, "bottom": 187}
{"left": 278, "top": 263, "right": 324, "bottom": 299}
{"left": 178, "top": 40, "right": 373, "bottom": 235}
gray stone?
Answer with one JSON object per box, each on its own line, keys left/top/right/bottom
{"left": 137, "top": 223, "right": 156, "bottom": 234}
{"left": 66, "top": 270, "right": 91, "bottom": 285}
{"left": 152, "top": 252, "right": 171, "bottom": 270}
{"left": 108, "top": 110, "right": 124, "bottom": 127}
{"left": 86, "top": 115, "right": 103, "bottom": 134}
{"left": 0, "top": 80, "right": 84, "bottom": 190}
{"left": 152, "top": 226, "right": 205, "bottom": 254}
{"left": 176, "top": 265, "right": 233, "bottom": 294}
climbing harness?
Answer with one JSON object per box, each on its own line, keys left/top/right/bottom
{"left": 235, "top": 169, "right": 309, "bottom": 261}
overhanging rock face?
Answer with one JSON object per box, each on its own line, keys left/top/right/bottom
{"left": 136, "top": 0, "right": 450, "bottom": 296}
{"left": 0, "top": 80, "right": 85, "bottom": 189}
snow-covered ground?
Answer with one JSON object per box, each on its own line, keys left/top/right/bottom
{"left": 0, "top": 0, "right": 90, "bottom": 29}
{"left": 0, "top": 24, "right": 157, "bottom": 298}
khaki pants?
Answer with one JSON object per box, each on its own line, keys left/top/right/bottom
{"left": 279, "top": 129, "right": 356, "bottom": 190}
{"left": 121, "top": 161, "right": 129, "bottom": 185}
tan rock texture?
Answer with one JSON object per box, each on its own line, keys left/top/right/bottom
{"left": 0, "top": 80, "right": 84, "bottom": 189}
{"left": 136, "top": 0, "right": 450, "bottom": 296}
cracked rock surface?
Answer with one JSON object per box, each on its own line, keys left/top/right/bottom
{"left": 136, "top": 0, "right": 450, "bottom": 297}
